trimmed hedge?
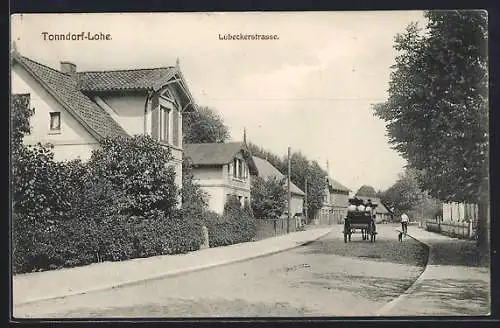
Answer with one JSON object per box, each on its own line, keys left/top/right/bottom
{"left": 204, "top": 196, "right": 257, "bottom": 247}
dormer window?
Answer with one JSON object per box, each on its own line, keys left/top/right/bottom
{"left": 232, "top": 158, "right": 247, "bottom": 180}
{"left": 49, "top": 112, "right": 61, "bottom": 131}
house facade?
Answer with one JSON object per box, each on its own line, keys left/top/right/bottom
{"left": 251, "top": 156, "right": 306, "bottom": 218}
{"left": 315, "top": 176, "right": 350, "bottom": 224}
{"left": 184, "top": 142, "right": 258, "bottom": 214}
{"left": 11, "top": 52, "right": 197, "bottom": 189}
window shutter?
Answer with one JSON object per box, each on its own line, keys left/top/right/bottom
{"left": 151, "top": 97, "right": 159, "bottom": 139}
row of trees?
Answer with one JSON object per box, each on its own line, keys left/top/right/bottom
{"left": 373, "top": 11, "right": 489, "bottom": 250}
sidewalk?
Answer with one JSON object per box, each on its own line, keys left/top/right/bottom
{"left": 376, "top": 227, "right": 490, "bottom": 316}
{"left": 13, "top": 227, "right": 332, "bottom": 307}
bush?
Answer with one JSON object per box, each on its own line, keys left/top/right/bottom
{"left": 205, "top": 196, "right": 257, "bottom": 247}
{"left": 11, "top": 133, "right": 196, "bottom": 273}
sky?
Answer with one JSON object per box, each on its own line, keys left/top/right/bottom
{"left": 11, "top": 11, "right": 428, "bottom": 193}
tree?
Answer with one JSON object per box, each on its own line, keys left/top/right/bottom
{"left": 183, "top": 106, "right": 230, "bottom": 144}
{"left": 303, "top": 160, "right": 328, "bottom": 221}
{"left": 379, "top": 168, "right": 441, "bottom": 222}
{"left": 355, "top": 185, "right": 377, "bottom": 198}
{"left": 373, "top": 11, "right": 489, "bottom": 250}
{"left": 87, "top": 135, "right": 178, "bottom": 216}
{"left": 251, "top": 175, "right": 287, "bottom": 220}
{"left": 11, "top": 94, "right": 33, "bottom": 148}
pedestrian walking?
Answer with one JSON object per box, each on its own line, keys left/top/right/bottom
{"left": 401, "top": 212, "right": 409, "bottom": 234}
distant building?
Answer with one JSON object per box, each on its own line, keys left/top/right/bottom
{"left": 252, "top": 156, "right": 306, "bottom": 218}
{"left": 315, "top": 176, "right": 350, "bottom": 225}
{"left": 184, "top": 142, "right": 258, "bottom": 214}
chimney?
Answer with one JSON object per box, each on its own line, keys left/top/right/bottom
{"left": 243, "top": 127, "right": 247, "bottom": 144}
{"left": 60, "top": 61, "right": 77, "bottom": 76}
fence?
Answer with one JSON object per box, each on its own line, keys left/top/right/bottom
{"left": 255, "top": 218, "right": 298, "bottom": 240}
{"left": 425, "top": 219, "right": 477, "bottom": 239}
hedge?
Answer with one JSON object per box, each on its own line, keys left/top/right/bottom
{"left": 11, "top": 135, "right": 203, "bottom": 274}
{"left": 204, "top": 196, "right": 257, "bottom": 247}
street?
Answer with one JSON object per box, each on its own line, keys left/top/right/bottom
{"left": 16, "top": 224, "right": 430, "bottom": 318}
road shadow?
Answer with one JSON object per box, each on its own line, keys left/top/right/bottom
{"left": 300, "top": 237, "right": 429, "bottom": 267}
{"left": 426, "top": 240, "right": 490, "bottom": 267}
{"left": 408, "top": 278, "right": 490, "bottom": 315}
{"left": 291, "top": 273, "right": 416, "bottom": 304}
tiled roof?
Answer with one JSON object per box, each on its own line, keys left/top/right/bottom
{"left": 14, "top": 55, "right": 128, "bottom": 140}
{"left": 327, "top": 176, "right": 350, "bottom": 193}
{"left": 185, "top": 142, "right": 244, "bottom": 165}
{"left": 184, "top": 142, "right": 258, "bottom": 175}
{"left": 252, "top": 156, "right": 305, "bottom": 196}
{"left": 78, "top": 67, "right": 177, "bottom": 92}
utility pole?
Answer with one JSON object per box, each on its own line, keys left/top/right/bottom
{"left": 287, "top": 146, "right": 291, "bottom": 234}
{"left": 304, "top": 178, "right": 308, "bottom": 224}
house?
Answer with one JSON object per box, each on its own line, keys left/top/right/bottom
{"left": 10, "top": 51, "right": 197, "bottom": 189}
{"left": 252, "top": 156, "right": 306, "bottom": 218}
{"left": 315, "top": 176, "right": 350, "bottom": 224}
{"left": 356, "top": 196, "right": 393, "bottom": 223}
{"left": 183, "top": 142, "right": 258, "bottom": 214}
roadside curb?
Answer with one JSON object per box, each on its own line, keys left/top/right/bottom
{"left": 14, "top": 227, "right": 332, "bottom": 308}
{"left": 374, "top": 229, "right": 431, "bottom": 317}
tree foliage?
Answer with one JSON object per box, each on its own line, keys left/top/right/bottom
{"left": 247, "top": 142, "right": 286, "bottom": 173}
{"left": 373, "top": 11, "right": 488, "bottom": 203}
{"left": 373, "top": 10, "right": 488, "bottom": 249}
{"left": 87, "top": 135, "right": 178, "bottom": 216}
{"left": 251, "top": 175, "right": 287, "bottom": 220}
{"left": 183, "top": 106, "right": 231, "bottom": 144}
{"left": 379, "top": 168, "right": 441, "bottom": 221}
{"left": 355, "top": 185, "right": 377, "bottom": 198}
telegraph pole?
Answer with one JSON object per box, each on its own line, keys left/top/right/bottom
{"left": 287, "top": 146, "right": 291, "bottom": 234}
{"left": 304, "top": 178, "right": 308, "bottom": 224}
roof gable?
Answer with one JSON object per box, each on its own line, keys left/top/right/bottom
{"left": 327, "top": 176, "right": 350, "bottom": 194}
{"left": 184, "top": 142, "right": 258, "bottom": 175}
{"left": 13, "top": 55, "right": 128, "bottom": 140}
{"left": 252, "top": 156, "right": 305, "bottom": 196}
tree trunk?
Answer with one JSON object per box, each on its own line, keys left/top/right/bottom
{"left": 476, "top": 177, "right": 490, "bottom": 263}
{"left": 477, "top": 201, "right": 489, "bottom": 251}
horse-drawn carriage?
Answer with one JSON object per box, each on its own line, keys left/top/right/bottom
{"left": 343, "top": 197, "right": 377, "bottom": 243}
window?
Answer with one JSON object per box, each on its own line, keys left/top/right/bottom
{"left": 49, "top": 112, "right": 61, "bottom": 131}
{"left": 159, "top": 106, "right": 170, "bottom": 143}
{"left": 233, "top": 159, "right": 238, "bottom": 178}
